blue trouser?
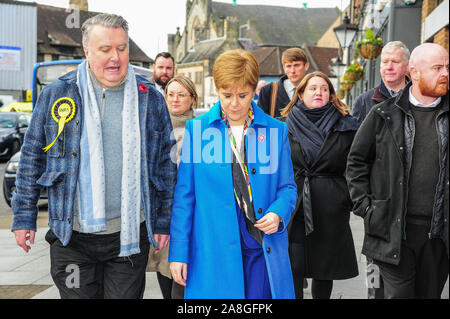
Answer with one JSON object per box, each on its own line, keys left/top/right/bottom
{"left": 236, "top": 205, "right": 272, "bottom": 299}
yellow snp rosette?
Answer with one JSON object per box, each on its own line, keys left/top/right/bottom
{"left": 43, "top": 97, "right": 76, "bottom": 152}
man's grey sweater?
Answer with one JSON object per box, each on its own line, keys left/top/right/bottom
{"left": 73, "top": 70, "right": 144, "bottom": 234}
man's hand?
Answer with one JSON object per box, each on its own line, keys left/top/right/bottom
{"left": 254, "top": 212, "right": 281, "bottom": 235}
{"left": 170, "top": 262, "right": 187, "bottom": 286}
{"left": 13, "top": 230, "right": 35, "bottom": 253}
{"left": 154, "top": 234, "right": 170, "bottom": 253}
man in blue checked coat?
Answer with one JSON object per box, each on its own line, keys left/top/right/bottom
{"left": 11, "top": 13, "right": 176, "bottom": 299}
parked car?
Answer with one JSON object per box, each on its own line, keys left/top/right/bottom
{"left": 0, "top": 112, "right": 31, "bottom": 160}
{"left": 2, "top": 150, "right": 48, "bottom": 207}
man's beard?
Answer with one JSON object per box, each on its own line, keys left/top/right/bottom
{"left": 154, "top": 76, "right": 170, "bottom": 89}
{"left": 419, "top": 76, "right": 449, "bottom": 97}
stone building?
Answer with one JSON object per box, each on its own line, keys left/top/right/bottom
{"left": 168, "top": 0, "right": 340, "bottom": 108}
{"left": 421, "top": 0, "right": 449, "bottom": 51}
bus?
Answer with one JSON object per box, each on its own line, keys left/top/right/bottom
{"left": 32, "top": 59, "right": 154, "bottom": 109}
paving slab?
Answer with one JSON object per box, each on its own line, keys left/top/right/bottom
{"left": 0, "top": 285, "right": 52, "bottom": 299}
{"left": 14, "top": 254, "right": 50, "bottom": 273}
{"left": 31, "top": 273, "right": 54, "bottom": 286}
{"left": 0, "top": 271, "right": 50, "bottom": 285}
{"left": 31, "top": 285, "right": 59, "bottom": 299}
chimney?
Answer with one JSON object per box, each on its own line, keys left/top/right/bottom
{"left": 224, "top": 16, "right": 239, "bottom": 41}
{"left": 69, "top": 0, "right": 88, "bottom": 11}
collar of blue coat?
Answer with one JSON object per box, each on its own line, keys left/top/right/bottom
{"left": 206, "top": 100, "right": 269, "bottom": 127}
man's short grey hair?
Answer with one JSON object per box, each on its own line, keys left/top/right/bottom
{"left": 381, "top": 41, "right": 410, "bottom": 62}
{"left": 81, "top": 13, "right": 129, "bottom": 48}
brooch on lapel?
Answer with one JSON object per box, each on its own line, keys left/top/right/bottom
{"left": 258, "top": 134, "right": 266, "bottom": 143}
{"left": 42, "top": 97, "right": 76, "bottom": 152}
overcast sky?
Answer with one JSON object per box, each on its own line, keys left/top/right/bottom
{"left": 23, "top": 0, "right": 350, "bottom": 59}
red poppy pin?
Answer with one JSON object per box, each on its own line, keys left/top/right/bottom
{"left": 258, "top": 134, "right": 266, "bottom": 142}
{"left": 139, "top": 83, "right": 148, "bottom": 93}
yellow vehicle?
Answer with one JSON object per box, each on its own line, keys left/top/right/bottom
{"left": 0, "top": 102, "right": 33, "bottom": 113}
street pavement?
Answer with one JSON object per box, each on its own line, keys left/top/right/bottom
{"left": 0, "top": 211, "right": 448, "bottom": 299}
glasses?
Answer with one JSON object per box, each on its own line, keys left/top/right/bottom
{"left": 167, "top": 93, "right": 192, "bottom": 100}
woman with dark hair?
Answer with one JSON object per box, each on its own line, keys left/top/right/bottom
{"left": 281, "top": 71, "right": 359, "bottom": 299}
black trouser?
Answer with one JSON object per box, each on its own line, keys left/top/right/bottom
{"left": 373, "top": 223, "right": 449, "bottom": 299}
{"left": 367, "top": 257, "right": 384, "bottom": 299}
{"left": 289, "top": 242, "right": 305, "bottom": 299}
{"left": 311, "top": 279, "right": 333, "bottom": 299}
{"left": 46, "top": 222, "right": 150, "bottom": 299}
{"left": 156, "top": 272, "right": 185, "bottom": 299}
{"left": 289, "top": 217, "right": 307, "bottom": 299}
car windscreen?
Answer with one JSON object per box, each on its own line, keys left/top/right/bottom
{"left": 0, "top": 115, "right": 16, "bottom": 128}
{"left": 36, "top": 64, "right": 79, "bottom": 86}
{"left": 34, "top": 63, "right": 79, "bottom": 106}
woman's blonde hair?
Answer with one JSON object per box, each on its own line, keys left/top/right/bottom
{"left": 213, "top": 49, "right": 259, "bottom": 90}
{"left": 280, "top": 71, "right": 349, "bottom": 117}
{"left": 164, "top": 74, "right": 198, "bottom": 109}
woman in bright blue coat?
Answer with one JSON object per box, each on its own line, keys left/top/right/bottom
{"left": 168, "top": 49, "right": 297, "bottom": 299}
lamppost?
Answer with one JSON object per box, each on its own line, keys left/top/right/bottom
{"left": 333, "top": 14, "right": 358, "bottom": 104}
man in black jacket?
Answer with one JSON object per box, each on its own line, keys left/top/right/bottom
{"left": 258, "top": 48, "right": 309, "bottom": 118}
{"left": 352, "top": 41, "right": 410, "bottom": 299}
{"left": 352, "top": 41, "right": 410, "bottom": 124}
{"left": 346, "top": 43, "right": 449, "bottom": 299}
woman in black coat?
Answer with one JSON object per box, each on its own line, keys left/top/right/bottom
{"left": 280, "top": 71, "right": 359, "bottom": 299}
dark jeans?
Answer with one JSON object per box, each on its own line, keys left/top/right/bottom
{"left": 373, "top": 223, "right": 449, "bottom": 299}
{"left": 46, "top": 222, "right": 150, "bottom": 299}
